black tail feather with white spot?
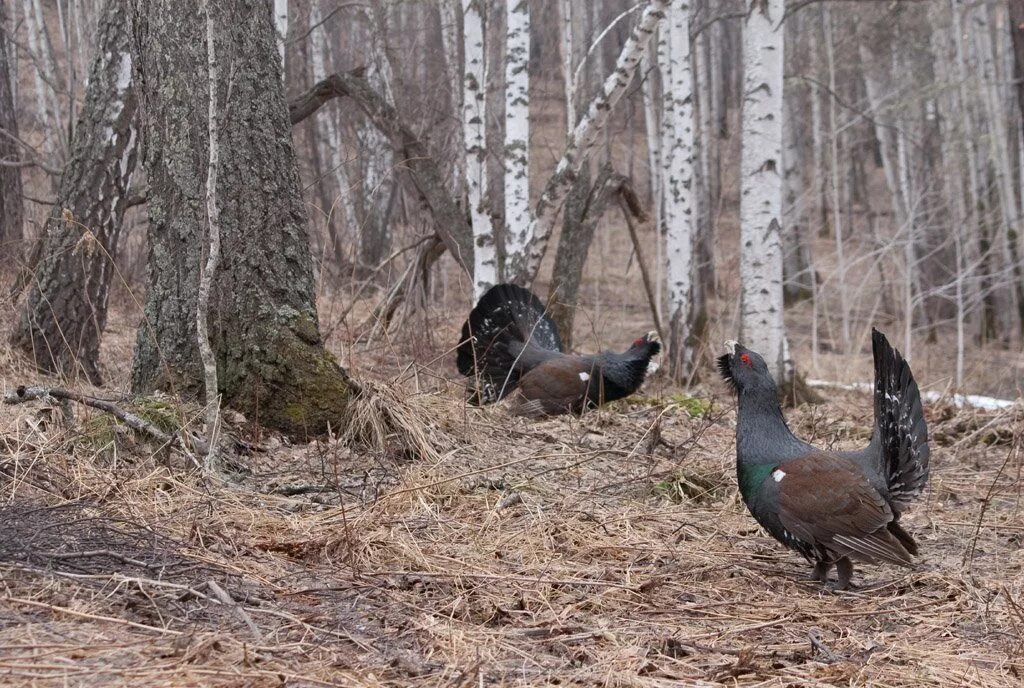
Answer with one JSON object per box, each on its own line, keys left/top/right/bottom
{"left": 456, "top": 284, "right": 563, "bottom": 404}
{"left": 871, "top": 328, "right": 929, "bottom": 507}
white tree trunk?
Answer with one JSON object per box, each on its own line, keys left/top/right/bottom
{"left": 781, "top": 98, "right": 811, "bottom": 300}
{"left": 969, "top": 3, "right": 1022, "bottom": 337}
{"left": 641, "top": 38, "right": 662, "bottom": 318}
{"left": 662, "top": 1, "right": 696, "bottom": 379}
{"left": 274, "top": 0, "right": 288, "bottom": 74}
{"left": 463, "top": 0, "right": 494, "bottom": 297}
{"left": 739, "top": 0, "right": 786, "bottom": 380}
{"left": 515, "top": 0, "right": 669, "bottom": 284}
{"left": 502, "top": 0, "right": 531, "bottom": 278}
{"left": 357, "top": 9, "right": 397, "bottom": 266}
{"left": 199, "top": 0, "right": 223, "bottom": 469}
{"left": 809, "top": 10, "right": 826, "bottom": 239}
{"left": 309, "top": 0, "right": 357, "bottom": 235}
{"left": 560, "top": 0, "right": 575, "bottom": 133}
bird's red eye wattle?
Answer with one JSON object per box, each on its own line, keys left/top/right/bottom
{"left": 740, "top": 353, "right": 752, "bottom": 367}
{"left": 633, "top": 337, "right": 644, "bottom": 347}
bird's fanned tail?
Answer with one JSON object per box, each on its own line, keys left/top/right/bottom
{"left": 456, "top": 284, "right": 563, "bottom": 404}
{"left": 871, "top": 328, "right": 930, "bottom": 506}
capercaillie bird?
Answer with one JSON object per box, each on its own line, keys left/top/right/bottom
{"left": 717, "top": 329, "right": 929, "bottom": 589}
{"left": 457, "top": 284, "right": 661, "bottom": 417}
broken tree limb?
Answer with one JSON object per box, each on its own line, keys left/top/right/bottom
{"left": 513, "top": 0, "right": 669, "bottom": 286}
{"left": 621, "top": 194, "right": 665, "bottom": 345}
{"left": 4, "top": 386, "right": 208, "bottom": 460}
{"left": 207, "top": 579, "right": 263, "bottom": 641}
{"left": 288, "top": 71, "right": 470, "bottom": 275}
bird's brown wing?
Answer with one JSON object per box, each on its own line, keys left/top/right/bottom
{"left": 510, "top": 357, "right": 600, "bottom": 417}
{"left": 774, "top": 453, "right": 915, "bottom": 567}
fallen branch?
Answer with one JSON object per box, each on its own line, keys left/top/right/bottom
{"left": 3, "top": 386, "right": 208, "bottom": 460}
{"left": 207, "top": 579, "right": 263, "bottom": 641}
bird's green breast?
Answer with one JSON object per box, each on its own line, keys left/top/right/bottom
{"left": 737, "top": 462, "right": 778, "bottom": 503}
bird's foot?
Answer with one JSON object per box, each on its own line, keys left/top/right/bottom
{"left": 823, "top": 580, "right": 858, "bottom": 593}
{"left": 812, "top": 561, "right": 832, "bottom": 584}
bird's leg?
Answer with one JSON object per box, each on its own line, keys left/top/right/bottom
{"left": 812, "top": 560, "right": 832, "bottom": 583}
{"left": 834, "top": 557, "right": 854, "bottom": 590}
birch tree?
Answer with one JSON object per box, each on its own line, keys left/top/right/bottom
{"left": 502, "top": 0, "right": 531, "bottom": 278}
{"left": 739, "top": 0, "right": 787, "bottom": 381}
{"left": 274, "top": 0, "right": 288, "bottom": 72}
{"left": 11, "top": 0, "right": 138, "bottom": 383}
{"left": 309, "top": 0, "right": 357, "bottom": 259}
{"left": 21, "top": 0, "right": 64, "bottom": 161}
{"left": 514, "top": 0, "right": 669, "bottom": 284}
{"left": 358, "top": 9, "right": 398, "bottom": 268}
{"left": 661, "top": 1, "right": 697, "bottom": 379}
{"left": 441, "top": 0, "right": 465, "bottom": 198}
{"left": 463, "top": 0, "right": 495, "bottom": 297}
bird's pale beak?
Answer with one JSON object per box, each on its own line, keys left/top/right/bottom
{"left": 724, "top": 340, "right": 739, "bottom": 356}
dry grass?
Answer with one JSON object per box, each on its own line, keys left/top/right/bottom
{"left": 2, "top": 298, "right": 1023, "bottom": 687}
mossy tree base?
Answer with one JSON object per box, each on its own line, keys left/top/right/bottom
{"left": 225, "top": 316, "right": 355, "bottom": 437}
{"left": 129, "top": 0, "right": 353, "bottom": 439}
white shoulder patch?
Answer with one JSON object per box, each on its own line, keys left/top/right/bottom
{"left": 772, "top": 469, "right": 786, "bottom": 482}
{"left": 578, "top": 372, "right": 590, "bottom": 382}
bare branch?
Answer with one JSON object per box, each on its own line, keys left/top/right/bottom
{"left": 288, "top": 71, "right": 471, "bottom": 275}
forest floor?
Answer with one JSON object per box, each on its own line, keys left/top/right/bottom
{"left": 1, "top": 294, "right": 1023, "bottom": 687}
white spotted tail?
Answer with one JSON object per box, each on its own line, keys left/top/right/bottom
{"left": 869, "top": 328, "right": 930, "bottom": 507}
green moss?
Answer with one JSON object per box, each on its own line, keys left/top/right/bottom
{"left": 666, "top": 394, "right": 712, "bottom": 417}
{"left": 76, "top": 396, "right": 186, "bottom": 454}
{"left": 79, "top": 414, "right": 119, "bottom": 451}
{"left": 133, "top": 397, "right": 180, "bottom": 433}
{"left": 624, "top": 393, "right": 712, "bottom": 418}
{"left": 228, "top": 319, "right": 352, "bottom": 439}
{"left": 654, "top": 469, "right": 724, "bottom": 505}
{"left": 290, "top": 309, "right": 321, "bottom": 345}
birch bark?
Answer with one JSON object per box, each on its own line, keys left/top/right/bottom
{"left": 739, "top": 0, "right": 786, "bottom": 380}
{"left": 463, "top": 0, "right": 494, "bottom": 296}
{"left": 514, "top": 0, "right": 669, "bottom": 284}
{"left": 502, "top": 0, "right": 531, "bottom": 278}
{"left": 662, "top": 1, "right": 696, "bottom": 379}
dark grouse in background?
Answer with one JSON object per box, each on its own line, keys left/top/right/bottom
{"left": 718, "top": 328, "right": 930, "bottom": 589}
{"left": 457, "top": 284, "right": 661, "bottom": 417}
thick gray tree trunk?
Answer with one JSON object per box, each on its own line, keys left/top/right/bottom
{"left": 128, "top": 0, "right": 352, "bottom": 437}
{"left": 0, "top": 2, "right": 23, "bottom": 248}
{"left": 10, "top": 0, "right": 137, "bottom": 383}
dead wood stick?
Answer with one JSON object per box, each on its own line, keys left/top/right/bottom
{"left": 207, "top": 580, "right": 263, "bottom": 641}
{"left": 42, "top": 549, "right": 164, "bottom": 570}
{"left": 620, "top": 198, "right": 665, "bottom": 343}
{"left": 3, "top": 386, "right": 208, "bottom": 459}
{"left": 7, "top": 595, "right": 183, "bottom": 636}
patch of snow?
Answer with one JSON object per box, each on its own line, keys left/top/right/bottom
{"left": 807, "top": 379, "right": 1017, "bottom": 410}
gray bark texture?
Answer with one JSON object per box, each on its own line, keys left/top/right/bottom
{"left": 548, "top": 162, "right": 618, "bottom": 350}
{"left": 0, "top": 3, "right": 24, "bottom": 248}
{"left": 128, "top": 0, "right": 352, "bottom": 437}
{"left": 10, "top": 0, "right": 137, "bottom": 384}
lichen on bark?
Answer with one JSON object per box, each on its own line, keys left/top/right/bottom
{"left": 128, "top": 0, "right": 352, "bottom": 438}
